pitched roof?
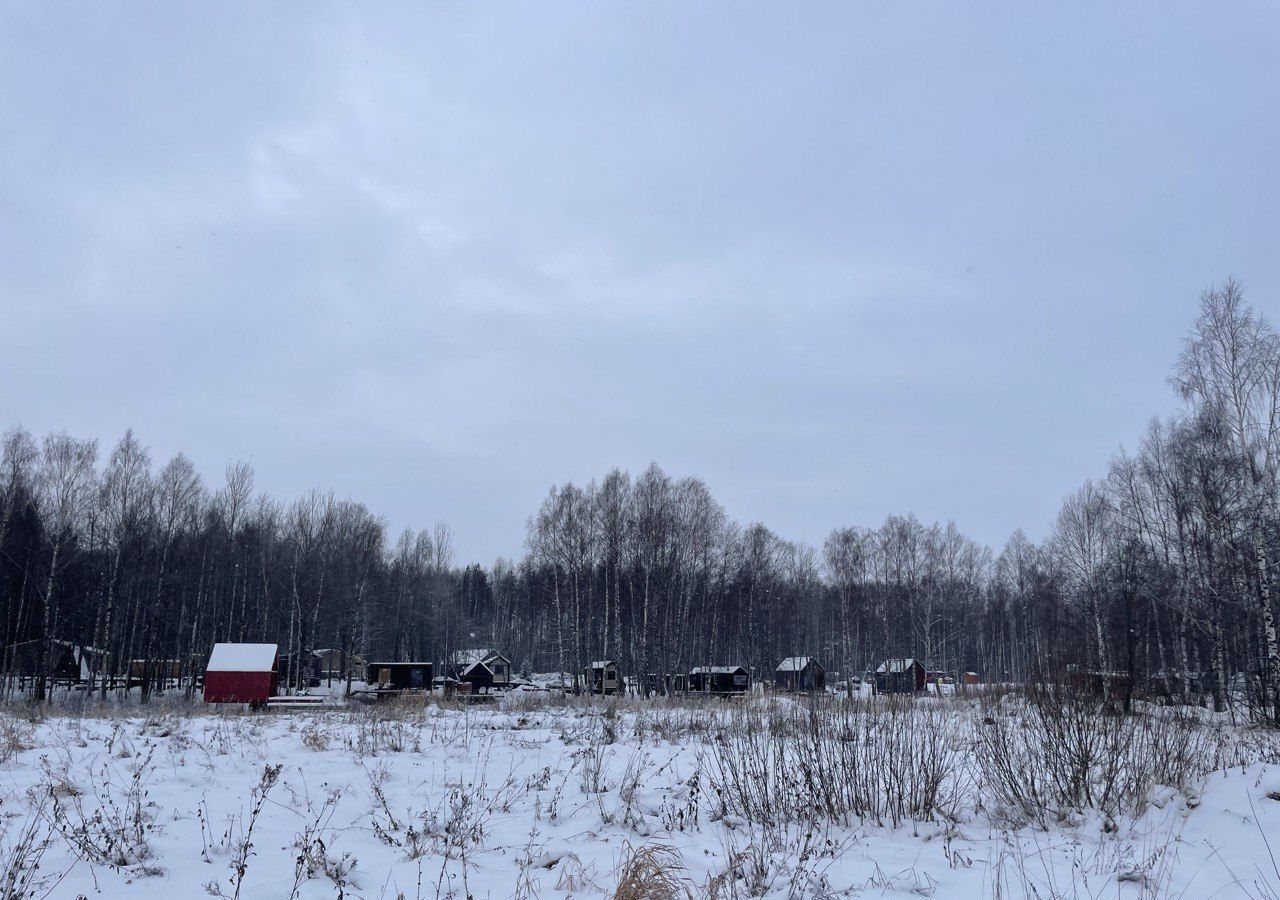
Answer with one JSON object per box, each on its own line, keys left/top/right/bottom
{"left": 589, "top": 660, "right": 615, "bottom": 668}
{"left": 691, "top": 665, "right": 746, "bottom": 675}
{"left": 450, "top": 648, "right": 509, "bottom": 667}
{"left": 207, "top": 643, "right": 278, "bottom": 672}
{"left": 875, "top": 658, "right": 919, "bottom": 674}
{"left": 776, "top": 656, "right": 819, "bottom": 672}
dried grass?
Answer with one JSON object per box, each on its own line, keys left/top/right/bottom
{"left": 610, "top": 843, "right": 691, "bottom": 900}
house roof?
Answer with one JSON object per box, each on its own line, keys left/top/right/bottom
{"left": 460, "top": 660, "right": 493, "bottom": 677}
{"left": 450, "top": 648, "right": 509, "bottom": 667}
{"left": 589, "top": 660, "right": 615, "bottom": 669}
{"left": 875, "top": 658, "right": 919, "bottom": 674}
{"left": 691, "top": 665, "right": 746, "bottom": 675}
{"left": 207, "top": 643, "right": 277, "bottom": 673}
{"left": 776, "top": 656, "right": 821, "bottom": 672}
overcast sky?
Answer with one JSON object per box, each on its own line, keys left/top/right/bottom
{"left": 2, "top": 2, "right": 1277, "bottom": 564}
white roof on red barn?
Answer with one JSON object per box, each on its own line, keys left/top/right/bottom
{"left": 207, "top": 643, "right": 278, "bottom": 673}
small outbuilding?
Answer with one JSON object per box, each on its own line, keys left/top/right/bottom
{"left": 689, "top": 665, "right": 750, "bottom": 695}
{"left": 874, "top": 658, "right": 926, "bottom": 694}
{"left": 203, "top": 643, "right": 279, "bottom": 706}
{"left": 365, "top": 661, "right": 433, "bottom": 694}
{"left": 6, "top": 639, "right": 103, "bottom": 685}
{"left": 961, "top": 671, "right": 980, "bottom": 686}
{"left": 775, "top": 657, "right": 826, "bottom": 692}
{"left": 585, "top": 660, "right": 621, "bottom": 695}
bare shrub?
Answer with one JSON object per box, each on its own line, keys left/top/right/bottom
{"left": 47, "top": 745, "right": 159, "bottom": 871}
{"left": 0, "top": 714, "right": 35, "bottom": 764}
{"left": 976, "top": 686, "right": 1224, "bottom": 826}
{"left": 710, "top": 696, "right": 965, "bottom": 828}
{"left": 204, "top": 763, "right": 283, "bottom": 899}
{"left": 0, "top": 813, "right": 59, "bottom": 900}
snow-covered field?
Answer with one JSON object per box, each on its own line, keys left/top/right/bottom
{"left": 2, "top": 693, "right": 1279, "bottom": 899}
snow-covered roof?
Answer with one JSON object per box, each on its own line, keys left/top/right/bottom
{"left": 875, "top": 658, "right": 918, "bottom": 674}
{"left": 460, "top": 660, "right": 493, "bottom": 677}
{"left": 450, "top": 648, "right": 509, "bottom": 666}
{"left": 691, "top": 665, "right": 746, "bottom": 675}
{"left": 207, "top": 643, "right": 278, "bottom": 673}
{"left": 589, "top": 660, "right": 615, "bottom": 669}
{"left": 776, "top": 656, "right": 818, "bottom": 672}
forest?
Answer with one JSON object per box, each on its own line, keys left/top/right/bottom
{"left": 2, "top": 281, "right": 1278, "bottom": 721}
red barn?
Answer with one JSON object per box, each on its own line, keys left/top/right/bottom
{"left": 203, "top": 643, "right": 279, "bottom": 706}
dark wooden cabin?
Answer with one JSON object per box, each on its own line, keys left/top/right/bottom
{"left": 774, "top": 657, "right": 825, "bottom": 692}
{"left": 689, "top": 665, "right": 750, "bottom": 695}
{"left": 127, "top": 658, "right": 182, "bottom": 690}
{"left": 1067, "top": 669, "right": 1134, "bottom": 701}
{"left": 448, "top": 649, "right": 512, "bottom": 691}
{"left": 874, "top": 658, "right": 926, "bottom": 694}
{"left": 6, "top": 639, "right": 102, "bottom": 685}
{"left": 646, "top": 673, "right": 688, "bottom": 696}
{"left": 280, "top": 651, "right": 323, "bottom": 688}
{"left": 315, "top": 649, "right": 363, "bottom": 682}
{"left": 365, "top": 661, "right": 433, "bottom": 694}
{"left": 585, "top": 660, "right": 621, "bottom": 695}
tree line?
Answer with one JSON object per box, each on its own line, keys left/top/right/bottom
{"left": 2, "top": 281, "right": 1278, "bottom": 720}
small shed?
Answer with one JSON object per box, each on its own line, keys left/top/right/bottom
{"left": 128, "top": 658, "right": 182, "bottom": 689}
{"left": 774, "top": 657, "right": 825, "bottom": 692}
{"left": 874, "top": 658, "right": 925, "bottom": 694}
{"left": 315, "top": 649, "right": 363, "bottom": 681}
{"left": 689, "top": 665, "right": 750, "bottom": 695}
{"left": 365, "top": 661, "right": 432, "bottom": 693}
{"left": 585, "top": 660, "right": 621, "bottom": 695}
{"left": 961, "top": 671, "right": 980, "bottom": 686}
{"left": 646, "top": 672, "right": 687, "bottom": 696}
{"left": 1068, "top": 669, "right": 1134, "bottom": 701}
{"left": 203, "top": 643, "right": 279, "bottom": 706}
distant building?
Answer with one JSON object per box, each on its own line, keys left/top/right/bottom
{"left": 365, "top": 661, "right": 433, "bottom": 694}
{"left": 774, "top": 657, "right": 825, "bottom": 692}
{"left": 203, "top": 643, "right": 279, "bottom": 706}
{"left": 314, "top": 649, "right": 363, "bottom": 681}
{"left": 646, "top": 672, "right": 688, "bottom": 696}
{"left": 5, "top": 639, "right": 102, "bottom": 684}
{"left": 689, "top": 665, "right": 750, "bottom": 695}
{"left": 585, "top": 660, "right": 621, "bottom": 695}
{"left": 874, "top": 658, "right": 925, "bottom": 694}
{"left": 448, "top": 648, "right": 512, "bottom": 693}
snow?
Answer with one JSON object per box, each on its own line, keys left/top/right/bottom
{"left": 776, "top": 656, "right": 814, "bottom": 672}
{"left": 690, "top": 665, "right": 745, "bottom": 674}
{"left": 205, "top": 642, "right": 278, "bottom": 672}
{"left": 876, "top": 657, "right": 917, "bottom": 673}
{"left": 1, "top": 697, "right": 1278, "bottom": 899}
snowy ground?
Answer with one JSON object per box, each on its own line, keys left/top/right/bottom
{"left": 2, "top": 694, "right": 1279, "bottom": 899}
